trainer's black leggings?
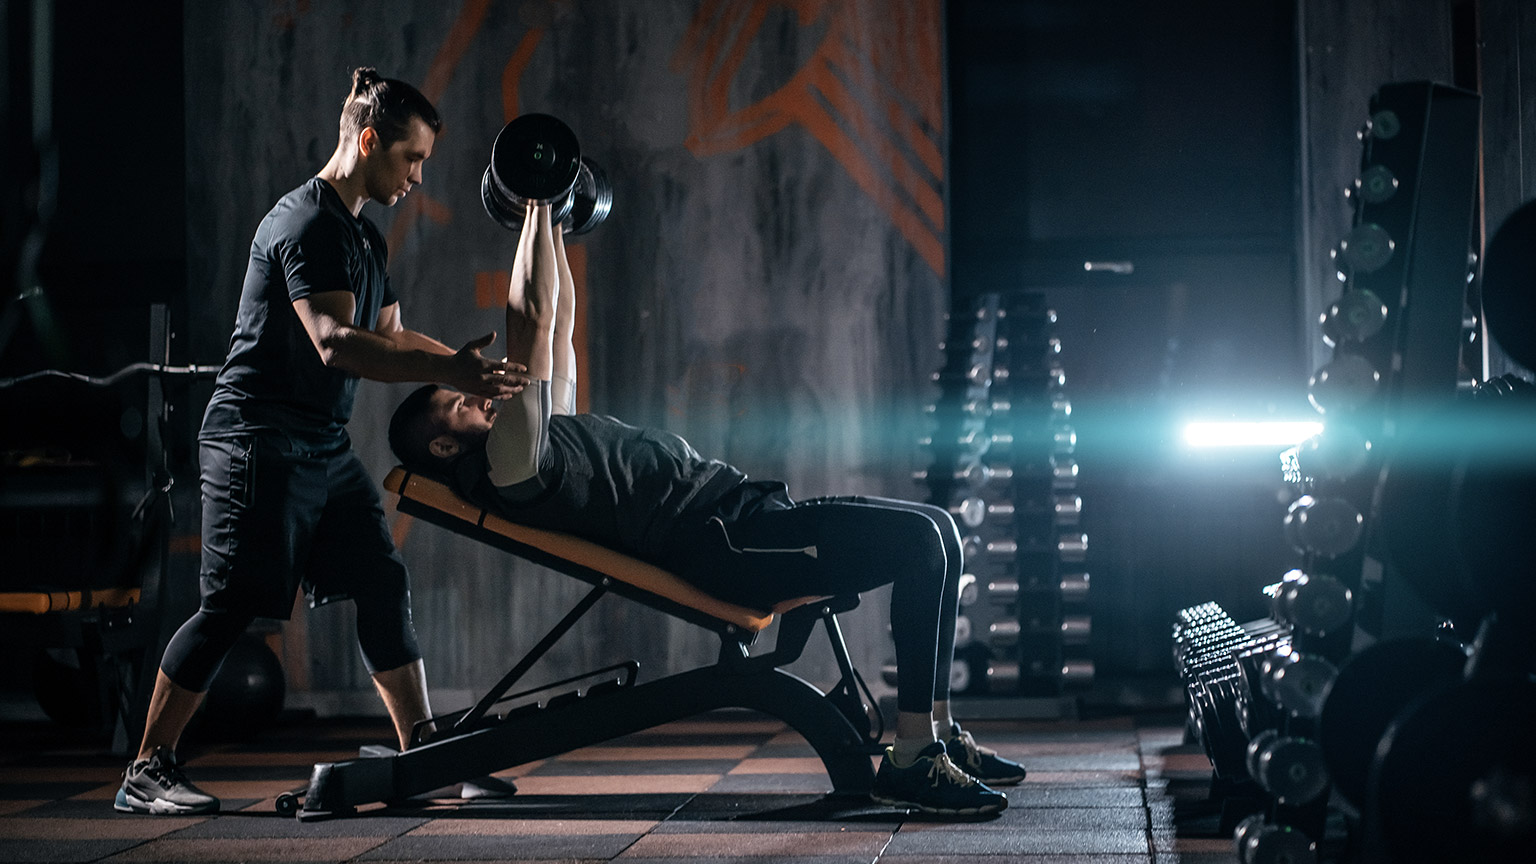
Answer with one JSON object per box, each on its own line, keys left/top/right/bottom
{"left": 681, "top": 493, "right": 961, "bottom": 714}
{"left": 160, "top": 592, "right": 421, "bottom": 692}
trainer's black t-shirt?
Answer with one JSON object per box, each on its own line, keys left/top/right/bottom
{"left": 453, "top": 413, "right": 748, "bottom": 568}
{"left": 201, "top": 178, "right": 396, "bottom": 442}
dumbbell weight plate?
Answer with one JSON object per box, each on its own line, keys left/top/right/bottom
{"left": 1284, "top": 495, "right": 1365, "bottom": 558}
{"left": 482, "top": 166, "right": 575, "bottom": 232}
{"left": 1480, "top": 197, "right": 1536, "bottom": 370}
{"left": 1318, "top": 637, "right": 1466, "bottom": 810}
{"left": 1197, "top": 671, "right": 1251, "bottom": 780}
{"left": 1339, "top": 222, "right": 1395, "bottom": 272}
{"left": 1307, "top": 356, "right": 1381, "bottom": 415}
{"left": 1372, "top": 678, "right": 1536, "bottom": 864}
{"left": 1185, "top": 685, "right": 1206, "bottom": 743}
{"left": 1295, "top": 425, "right": 1372, "bottom": 483}
{"left": 1232, "top": 812, "right": 1267, "bottom": 857}
{"left": 1241, "top": 822, "right": 1318, "bottom": 864}
{"left": 1256, "top": 736, "right": 1330, "bottom": 805}
{"left": 564, "top": 157, "right": 613, "bottom": 235}
{"left": 1276, "top": 574, "right": 1354, "bottom": 638}
{"left": 489, "top": 113, "right": 582, "bottom": 203}
{"left": 949, "top": 655, "right": 971, "bottom": 693}
{"left": 1235, "top": 652, "right": 1280, "bottom": 738}
{"left": 1246, "top": 728, "right": 1281, "bottom": 782}
{"left": 1320, "top": 288, "right": 1389, "bottom": 347}
{"left": 1375, "top": 419, "right": 1492, "bottom": 624}
{"left": 1264, "top": 653, "right": 1338, "bottom": 720}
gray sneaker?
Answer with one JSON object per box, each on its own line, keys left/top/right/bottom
{"left": 114, "top": 747, "right": 219, "bottom": 815}
{"left": 871, "top": 740, "right": 1007, "bottom": 816}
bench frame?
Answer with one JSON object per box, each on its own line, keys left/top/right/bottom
{"left": 296, "top": 469, "right": 881, "bottom": 820}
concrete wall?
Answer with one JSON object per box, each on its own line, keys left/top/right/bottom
{"left": 1297, "top": 0, "right": 1536, "bottom": 384}
{"left": 1478, "top": 0, "right": 1536, "bottom": 378}
{"left": 1295, "top": 0, "right": 1458, "bottom": 377}
{"left": 183, "top": 0, "right": 947, "bottom": 705}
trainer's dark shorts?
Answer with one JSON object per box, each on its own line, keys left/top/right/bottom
{"left": 198, "top": 432, "right": 409, "bottom": 620}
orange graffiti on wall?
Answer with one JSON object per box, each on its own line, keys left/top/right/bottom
{"left": 671, "top": 0, "right": 946, "bottom": 275}
{"left": 386, "top": 0, "right": 497, "bottom": 547}
{"left": 383, "top": 0, "right": 498, "bottom": 260}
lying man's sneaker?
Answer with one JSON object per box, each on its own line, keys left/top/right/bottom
{"left": 871, "top": 740, "right": 1007, "bottom": 815}
{"left": 946, "top": 724, "right": 1027, "bottom": 785}
{"left": 114, "top": 747, "right": 219, "bottom": 815}
{"left": 459, "top": 774, "right": 518, "bottom": 799}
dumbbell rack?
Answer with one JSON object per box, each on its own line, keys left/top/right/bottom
{"left": 1172, "top": 81, "right": 1482, "bottom": 864}
{"left": 890, "top": 291, "right": 1089, "bottom": 718}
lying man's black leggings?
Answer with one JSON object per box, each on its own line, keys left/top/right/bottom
{"left": 677, "top": 486, "right": 961, "bottom": 715}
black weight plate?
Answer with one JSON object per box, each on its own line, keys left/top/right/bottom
{"left": 1377, "top": 441, "right": 1491, "bottom": 624}
{"left": 489, "top": 113, "right": 582, "bottom": 203}
{"left": 1244, "top": 823, "right": 1318, "bottom": 864}
{"left": 482, "top": 166, "right": 576, "bottom": 232}
{"left": 1372, "top": 678, "right": 1536, "bottom": 864}
{"left": 1481, "top": 197, "right": 1536, "bottom": 370}
{"left": 1199, "top": 671, "right": 1249, "bottom": 780}
{"left": 1318, "top": 637, "right": 1465, "bottom": 809}
{"left": 481, "top": 166, "right": 523, "bottom": 231}
{"left": 1455, "top": 443, "right": 1536, "bottom": 624}
{"left": 565, "top": 157, "right": 613, "bottom": 235}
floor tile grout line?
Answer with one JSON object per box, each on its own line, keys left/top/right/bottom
{"left": 1139, "top": 734, "right": 1157, "bottom": 864}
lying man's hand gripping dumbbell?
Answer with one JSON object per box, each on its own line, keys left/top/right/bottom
{"left": 387, "top": 202, "right": 1027, "bottom": 817}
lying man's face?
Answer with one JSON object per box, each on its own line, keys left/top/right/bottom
{"left": 427, "top": 388, "right": 497, "bottom": 459}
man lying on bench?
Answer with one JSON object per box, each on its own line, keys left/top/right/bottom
{"left": 387, "top": 203, "right": 1024, "bottom": 817}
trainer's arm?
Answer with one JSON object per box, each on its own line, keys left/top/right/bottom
{"left": 292, "top": 293, "right": 522, "bottom": 400}
{"left": 374, "top": 302, "right": 453, "bottom": 354}
{"left": 550, "top": 229, "right": 578, "bottom": 415}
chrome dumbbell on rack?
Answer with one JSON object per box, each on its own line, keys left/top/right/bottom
{"left": 912, "top": 290, "right": 1091, "bottom": 700}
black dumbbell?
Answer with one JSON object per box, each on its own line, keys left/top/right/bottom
{"left": 1270, "top": 572, "right": 1353, "bottom": 638}
{"left": 1234, "top": 813, "right": 1318, "bottom": 864}
{"left": 1318, "top": 636, "right": 1466, "bottom": 811}
{"left": 1251, "top": 734, "right": 1330, "bottom": 805}
{"left": 1372, "top": 676, "right": 1536, "bottom": 864}
{"left": 481, "top": 113, "right": 613, "bottom": 235}
{"left": 1259, "top": 649, "right": 1338, "bottom": 720}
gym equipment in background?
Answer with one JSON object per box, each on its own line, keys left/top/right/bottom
{"left": 902, "top": 291, "right": 1089, "bottom": 718}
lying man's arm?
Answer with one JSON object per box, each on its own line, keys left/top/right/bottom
{"left": 550, "top": 229, "right": 578, "bottom": 415}
{"left": 487, "top": 202, "right": 560, "bottom": 493}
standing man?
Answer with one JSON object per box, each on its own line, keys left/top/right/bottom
{"left": 116, "top": 68, "right": 523, "bottom": 815}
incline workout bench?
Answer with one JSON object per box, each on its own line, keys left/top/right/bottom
{"left": 290, "top": 467, "right": 882, "bottom": 820}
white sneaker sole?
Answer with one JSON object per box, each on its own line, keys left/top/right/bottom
{"left": 869, "top": 792, "right": 1007, "bottom": 815}
{"left": 115, "top": 789, "right": 218, "bottom": 815}
{"left": 977, "top": 774, "right": 1026, "bottom": 786}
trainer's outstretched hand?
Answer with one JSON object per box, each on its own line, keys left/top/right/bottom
{"left": 448, "top": 332, "right": 528, "bottom": 399}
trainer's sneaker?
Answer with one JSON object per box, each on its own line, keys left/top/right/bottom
{"left": 946, "top": 724, "right": 1027, "bottom": 785}
{"left": 114, "top": 748, "right": 219, "bottom": 815}
{"left": 871, "top": 740, "right": 1007, "bottom": 815}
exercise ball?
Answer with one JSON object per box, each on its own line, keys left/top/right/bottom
{"left": 200, "top": 633, "right": 286, "bottom": 738}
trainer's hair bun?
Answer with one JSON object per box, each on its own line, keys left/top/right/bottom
{"left": 351, "top": 66, "right": 383, "bottom": 96}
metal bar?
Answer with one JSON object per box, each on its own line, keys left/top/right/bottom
{"left": 452, "top": 582, "right": 607, "bottom": 732}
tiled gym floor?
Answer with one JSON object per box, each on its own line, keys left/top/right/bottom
{"left": 0, "top": 710, "right": 1238, "bottom": 863}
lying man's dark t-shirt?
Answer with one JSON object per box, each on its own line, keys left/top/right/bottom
{"left": 450, "top": 411, "right": 759, "bottom": 575}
